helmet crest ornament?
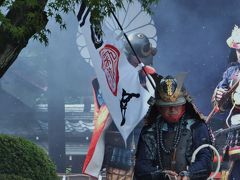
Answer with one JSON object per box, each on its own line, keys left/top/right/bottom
{"left": 156, "top": 73, "right": 188, "bottom": 106}
{"left": 226, "top": 25, "right": 240, "bottom": 49}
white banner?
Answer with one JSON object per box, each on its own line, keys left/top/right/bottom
{"left": 77, "top": 1, "right": 155, "bottom": 142}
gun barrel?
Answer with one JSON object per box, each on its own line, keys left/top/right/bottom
{"left": 214, "top": 124, "right": 240, "bottom": 138}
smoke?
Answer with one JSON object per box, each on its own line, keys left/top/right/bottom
{"left": 152, "top": 0, "right": 240, "bottom": 114}
{"left": 1, "top": 0, "right": 240, "bottom": 131}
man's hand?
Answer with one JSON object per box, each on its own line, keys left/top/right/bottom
{"left": 215, "top": 88, "right": 227, "bottom": 102}
{"left": 162, "top": 170, "right": 178, "bottom": 180}
{"left": 177, "top": 176, "right": 190, "bottom": 180}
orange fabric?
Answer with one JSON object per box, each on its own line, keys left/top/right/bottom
{"left": 83, "top": 79, "right": 110, "bottom": 174}
{"left": 82, "top": 105, "right": 109, "bottom": 174}
{"left": 143, "top": 65, "right": 156, "bottom": 74}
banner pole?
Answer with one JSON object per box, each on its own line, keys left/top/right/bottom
{"left": 110, "top": 10, "right": 156, "bottom": 90}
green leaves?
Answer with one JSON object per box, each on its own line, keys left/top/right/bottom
{"left": 0, "top": 135, "right": 58, "bottom": 180}
{"left": 0, "top": 0, "right": 160, "bottom": 45}
{"left": 33, "top": 28, "right": 51, "bottom": 46}
{"left": 0, "top": 0, "right": 47, "bottom": 44}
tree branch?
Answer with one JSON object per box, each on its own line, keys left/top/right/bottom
{"left": 0, "top": 0, "right": 5, "bottom": 7}
{"left": 0, "top": 0, "right": 48, "bottom": 77}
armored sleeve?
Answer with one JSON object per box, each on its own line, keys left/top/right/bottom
{"left": 216, "top": 66, "right": 234, "bottom": 89}
{"left": 212, "top": 66, "right": 238, "bottom": 110}
{"left": 134, "top": 125, "right": 165, "bottom": 180}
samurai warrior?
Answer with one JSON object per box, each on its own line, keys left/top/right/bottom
{"left": 212, "top": 25, "right": 240, "bottom": 180}
{"left": 135, "top": 75, "right": 213, "bottom": 180}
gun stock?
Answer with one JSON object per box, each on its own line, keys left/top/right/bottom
{"left": 206, "top": 79, "right": 240, "bottom": 123}
{"left": 219, "top": 79, "right": 240, "bottom": 107}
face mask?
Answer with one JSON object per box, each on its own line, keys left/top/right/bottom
{"left": 160, "top": 105, "right": 186, "bottom": 123}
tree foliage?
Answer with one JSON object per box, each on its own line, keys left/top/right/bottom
{"left": 0, "top": 0, "right": 159, "bottom": 45}
{"left": 0, "top": 0, "right": 159, "bottom": 77}
{"left": 0, "top": 135, "right": 58, "bottom": 180}
{"left": 0, "top": 174, "right": 31, "bottom": 180}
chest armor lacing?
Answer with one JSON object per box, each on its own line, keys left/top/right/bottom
{"left": 156, "top": 119, "right": 193, "bottom": 173}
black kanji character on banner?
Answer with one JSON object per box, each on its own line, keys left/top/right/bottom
{"left": 120, "top": 89, "right": 140, "bottom": 126}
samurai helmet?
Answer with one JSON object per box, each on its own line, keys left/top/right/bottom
{"left": 124, "top": 32, "right": 157, "bottom": 66}
{"left": 155, "top": 74, "right": 188, "bottom": 106}
{"left": 226, "top": 25, "right": 240, "bottom": 49}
